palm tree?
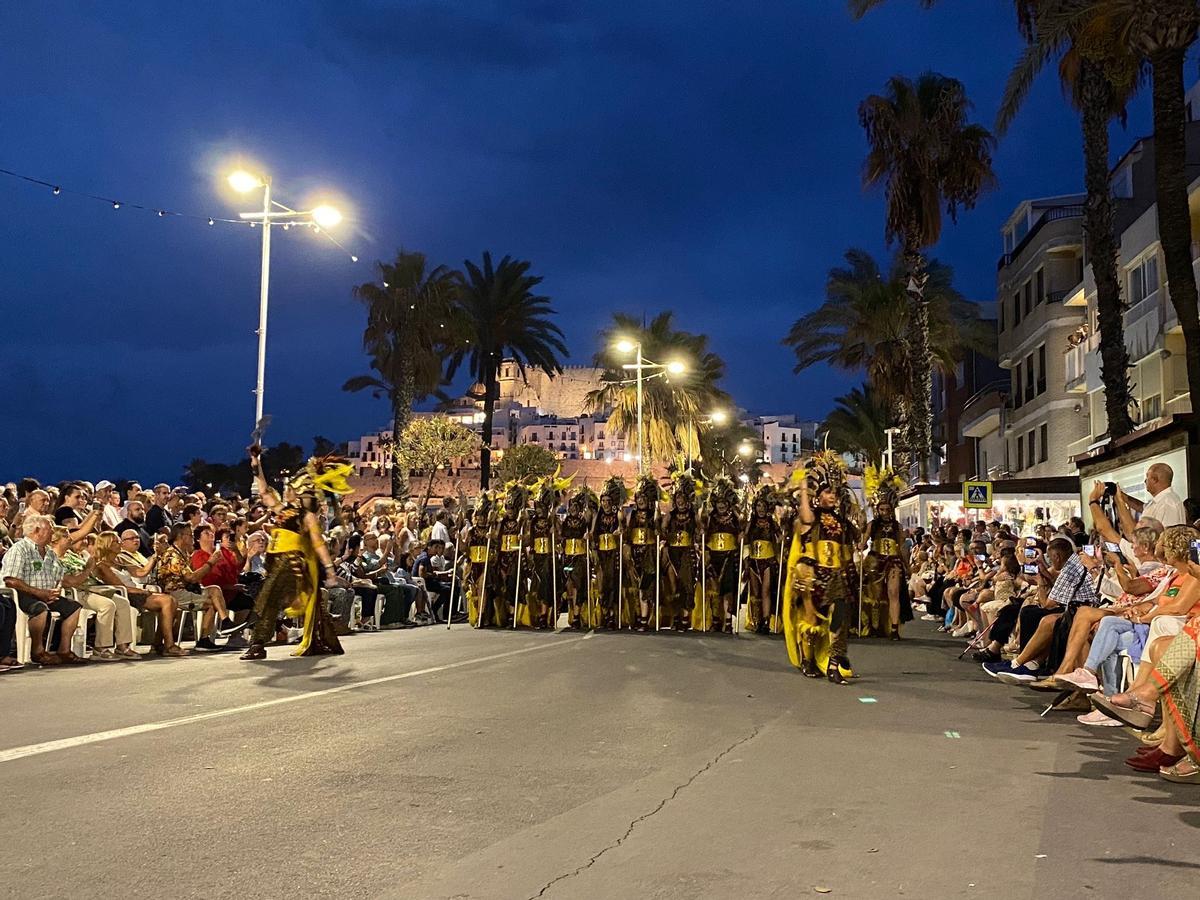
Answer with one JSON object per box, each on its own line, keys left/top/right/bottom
{"left": 997, "top": 0, "right": 1140, "bottom": 438}
{"left": 822, "top": 385, "right": 891, "bottom": 469}
{"left": 859, "top": 72, "right": 997, "bottom": 482}
{"left": 585, "top": 312, "right": 732, "bottom": 466}
{"left": 784, "top": 248, "right": 992, "bottom": 449}
{"left": 446, "top": 252, "right": 568, "bottom": 489}
{"left": 344, "top": 250, "right": 458, "bottom": 498}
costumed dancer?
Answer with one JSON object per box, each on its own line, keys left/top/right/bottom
{"left": 782, "top": 451, "right": 861, "bottom": 684}
{"left": 464, "top": 494, "right": 496, "bottom": 627}
{"left": 528, "top": 480, "right": 559, "bottom": 629}
{"left": 625, "top": 474, "right": 660, "bottom": 632}
{"left": 744, "top": 484, "right": 781, "bottom": 635}
{"left": 704, "top": 476, "right": 741, "bottom": 633}
{"left": 592, "top": 476, "right": 626, "bottom": 628}
{"left": 562, "top": 487, "right": 596, "bottom": 629}
{"left": 663, "top": 471, "right": 699, "bottom": 632}
{"left": 495, "top": 484, "right": 528, "bottom": 627}
{"left": 860, "top": 465, "right": 912, "bottom": 639}
{"left": 241, "top": 445, "right": 350, "bottom": 661}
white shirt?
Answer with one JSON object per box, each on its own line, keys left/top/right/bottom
{"left": 430, "top": 521, "right": 451, "bottom": 544}
{"left": 1143, "top": 488, "right": 1186, "bottom": 528}
{"left": 103, "top": 504, "right": 125, "bottom": 529}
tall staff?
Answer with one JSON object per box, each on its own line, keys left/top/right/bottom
{"left": 445, "top": 540, "right": 459, "bottom": 631}
{"left": 700, "top": 533, "right": 708, "bottom": 631}
{"left": 654, "top": 537, "right": 662, "bottom": 631}
{"left": 773, "top": 534, "right": 785, "bottom": 634}
{"left": 733, "top": 534, "right": 746, "bottom": 635}
{"left": 511, "top": 524, "right": 524, "bottom": 629}
{"left": 476, "top": 533, "right": 493, "bottom": 629}
{"left": 551, "top": 530, "right": 559, "bottom": 629}
{"left": 617, "top": 530, "right": 624, "bottom": 630}
{"left": 585, "top": 532, "right": 594, "bottom": 630}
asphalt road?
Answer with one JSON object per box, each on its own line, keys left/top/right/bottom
{"left": 1, "top": 623, "right": 1196, "bottom": 900}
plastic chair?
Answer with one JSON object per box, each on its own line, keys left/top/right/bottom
{"left": 2, "top": 586, "right": 62, "bottom": 663}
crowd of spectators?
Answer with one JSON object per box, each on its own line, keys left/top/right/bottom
{"left": 907, "top": 462, "right": 1200, "bottom": 785}
{"left": 0, "top": 478, "right": 464, "bottom": 671}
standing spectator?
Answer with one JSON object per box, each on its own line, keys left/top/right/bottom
{"left": 1123, "top": 463, "right": 1187, "bottom": 527}
{"left": 114, "top": 500, "right": 155, "bottom": 557}
{"left": 0, "top": 515, "right": 90, "bottom": 665}
{"left": 145, "top": 483, "right": 174, "bottom": 535}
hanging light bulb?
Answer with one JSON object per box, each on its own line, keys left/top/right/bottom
{"left": 112, "top": 201, "right": 121, "bottom": 209}
{"left": 207, "top": 218, "right": 215, "bottom": 226}
{"left": 52, "top": 186, "right": 61, "bottom": 195}
{"left": 157, "top": 210, "right": 165, "bottom": 217}
{"left": 351, "top": 255, "right": 358, "bottom": 262}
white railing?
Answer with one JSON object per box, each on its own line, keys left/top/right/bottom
{"left": 1064, "top": 343, "right": 1087, "bottom": 388}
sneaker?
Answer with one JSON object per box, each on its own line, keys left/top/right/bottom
{"left": 1056, "top": 667, "right": 1100, "bottom": 693}
{"left": 920, "top": 613, "right": 939, "bottom": 621}
{"left": 216, "top": 617, "right": 245, "bottom": 637}
{"left": 1077, "top": 709, "right": 1122, "bottom": 727}
{"left": 996, "top": 664, "right": 1039, "bottom": 685}
{"left": 972, "top": 648, "right": 1001, "bottom": 663}
{"left": 194, "top": 637, "right": 221, "bottom": 652}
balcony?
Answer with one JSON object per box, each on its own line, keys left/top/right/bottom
{"left": 959, "top": 380, "right": 1007, "bottom": 439}
{"left": 1064, "top": 342, "right": 1087, "bottom": 392}
{"left": 998, "top": 205, "right": 1084, "bottom": 270}
{"left": 1123, "top": 290, "right": 1164, "bottom": 363}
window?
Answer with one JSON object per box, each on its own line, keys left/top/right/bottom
{"left": 1039, "top": 424, "right": 1048, "bottom": 463}
{"left": 1024, "top": 354, "right": 1034, "bottom": 402}
{"left": 1011, "top": 370, "right": 1021, "bottom": 408}
{"left": 1014, "top": 292, "right": 1022, "bottom": 326}
{"left": 1037, "top": 344, "right": 1047, "bottom": 396}
{"left": 1035, "top": 267, "right": 1044, "bottom": 305}
{"left": 999, "top": 297, "right": 1005, "bottom": 332}
{"left": 1027, "top": 430, "right": 1036, "bottom": 467}
{"left": 1023, "top": 280, "right": 1033, "bottom": 316}
{"left": 1017, "top": 437, "right": 1024, "bottom": 471}
{"left": 1129, "top": 255, "right": 1160, "bottom": 305}
{"left": 548, "top": 431, "right": 555, "bottom": 441}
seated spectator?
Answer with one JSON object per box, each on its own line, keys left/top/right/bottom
{"left": 155, "top": 522, "right": 240, "bottom": 651}
{"left": 99, "top": 482, "right": 125, "bottom": 529}
{"left": 191, "top": 525, "right": 255, "bottom": 646}
{"left": 114, "top": 499, "right": 155, "bottom": 557}
{"left": 144, "top": 483, "right": 174, "bottom": 535}
{"left": 102, "top": 539, "right": 187, "bottom": 656}
{"left": 0, "top": 514, "right": 90, "bottom": 665}
{"left": 50, "top": 527, "right": 140, "bottom": 661}
{"left": 414, "top": 538, "right": 452, "bottom": 623}
{"left": 981, "top": 537, "right": 1074, "bottom": 679}
{"left": 179, "top": 503, "right": 203, "bottom": 531}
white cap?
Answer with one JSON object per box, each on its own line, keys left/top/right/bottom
{"left": 95, "top": 480, "right": 115, "bottom": 491}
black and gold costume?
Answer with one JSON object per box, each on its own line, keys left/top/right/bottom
{"left": 860, "top": 465, "right": 912, "bottom": 638}
{"left": 495, "top": 501, "right": 524, "bottom": 626}
{"left": 625, "top": 475, "right": 660, "bottom": 631}
{"left": 744, "top": 486, "right": 781, "bottom": 635}
{"left": 562, "top": 493, "right": 592, "bottom": 628}
{"left": 704, "top": 477, "right": 741, "bottom": 633}
{"left": 664, "top": 474, "right": 699, "bottom": 631}
{"left": 464, "top": 497, "right": 498, "bottom": 627}
{"left": 593, "top": 476, "right": 626, "bottom": 628}
{"left": 528, "top": 498, "right": 557, "bottom": 629}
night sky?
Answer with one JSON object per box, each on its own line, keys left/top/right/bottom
{"left": 1, "top": 1, "right": 1155, "bottom": 484}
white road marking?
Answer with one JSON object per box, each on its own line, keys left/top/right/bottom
{"left": 0, "top": 637, "right": 585, "bottom": 764}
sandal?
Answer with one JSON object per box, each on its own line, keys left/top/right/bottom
{"left": 1092, "top": 692, "right": 1157, "bottom": 730}
{"left": 163, "top": 645, "right": 190, "bottom": 657}
{"left": 1160, "top": 759, "right": 1200, "bottom": 784}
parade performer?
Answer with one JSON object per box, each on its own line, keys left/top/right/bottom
{"left": 495, "top": 484, "right": 528, "bottom": 627}
{"left": 562, "top": 487, "right": 596, "bottom": 629}
{"left": 744, "top": 484, "right": 781, "bottom": 635}
{"left": 463, "top": 494, "right": 497, "bottom": 627}
{"left": 704, "top": 476, "right": 741, "bottom": 633}
{"left": 241, "top": 446, "right": 350, "bottom": 661}
{"left": 663, "top": 472, "right": 699, "bottom": 632}
{"left": 625, "top": 474, "right": 660, "bottom": 632}
{"left": 782, "top": 451, "right": 862, "bottom": 683}
{"left": 527, "top": 480, "right": 559, "bottom": 628}
{"left": 593, "top": 476, "right": 625, "bottom": 628}
{"left": 860, "top": 465, "right": 912, "bottom": 639}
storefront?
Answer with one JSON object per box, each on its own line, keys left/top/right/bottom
{"left": 1073, "top": 416, "right": 1199, "bottom": 527}
{"left": 896, "top": 478, "right": 1081, "bottom": 537}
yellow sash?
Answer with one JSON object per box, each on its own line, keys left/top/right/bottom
{"left": 876, "top": 538, "right": 900, "bottom": 557}
{"left": 564, "top": 538, "right": 586, "bottom": 556}
{"left": 598, "top": 533, "right": 618, "bottom": 551}
{"left": 469, "top": 545, "right": 490, "bottom": 563}
{"left": 803, "top": 539, "right": 843, "bottom": 569}
{"left": 267, "top": 528, "right": 303, "bottom": 554}
{"left": 501, "top": 534, "right": 521, "bottom": 552}
{"left": 750, "top": 539, "right": 776, "bottom": 560}
{"left": 533, "top": 537, "right": 551, "bottom": 554}
{"left": 707, "top": 532, "right": 736, "bottom": 552}
{"left": 669, "top": 532, "right": 693, "bottom": 548}
{"left": 631, "top": 527, "right": 653, "bottom": 546}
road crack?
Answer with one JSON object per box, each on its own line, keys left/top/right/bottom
{"left": 527, "top": 725, "right": 763, "bottom": 899}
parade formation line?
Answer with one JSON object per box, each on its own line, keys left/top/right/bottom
{"left": 0, "top": 636, "right": 588, "bottom": 765}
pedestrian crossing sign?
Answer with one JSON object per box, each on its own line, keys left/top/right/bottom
{"left": 963, "top": 481, "right": 993, "bottom": 509}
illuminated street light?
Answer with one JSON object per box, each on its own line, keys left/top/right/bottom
{"left": 614, "top": 340, "right": 688, "bottom": 475}
{"left": 228, "top": 170, "right": 264, "bottom": 193}
{"left": 311, "top": 204, "right": 343, "bottom": 229}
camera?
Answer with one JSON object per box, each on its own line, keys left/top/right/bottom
{"left": 1103, "top": 481, "right": 1118, "bottom": 498}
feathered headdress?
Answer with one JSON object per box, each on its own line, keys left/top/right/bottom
{"left": 472, "top": 491, "right": 494, "bottom": 520}
{"left": 601, "top": 475, "right": 627, "bottom": 506}
{"left": 670, "top": 471, "right": 701, "bottom": 508}
{"left": 633, "top": 473, "right": 660, "bottom": 506}
{"left": 708, "top": 474, "right": 738, "bottom": 509}
{"left": 570, "top": 485, "right": 599, "bottom": 512}
{"left": 500, "top": 480, "right": 529, "bottom": 511}
{"left": 797, "top": 450, "right": 862, "bottom": 524}
{"left": 752, "top": 483, "right": 778, "bottom": 509}
{"left": 290, "top": 454, "right": 354, "bottom": 497}
{"left": 864, "top": 463, "right": 905, "bottom": 509}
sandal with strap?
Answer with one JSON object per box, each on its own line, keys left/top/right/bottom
{"left": 1160, "top": 759, "right": 1200, "bottom": 783}
{"left": 1092, "top": 692, "right": 1157, "bottom": 730}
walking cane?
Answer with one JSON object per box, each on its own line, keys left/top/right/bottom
{"left": 551, "top": 530, "right": 559, "bottom": 629}
{"left": 734, "top": 536, "right": 746, "bottom": 635}
{"left": 617, "top": 531, "right": 624, "bottom": 631}
{"left": 446, "top": 541, "right": 459, "bottom": 631}
{"left": 654, "top": 538, "right": 662, "bottom": 632}
{"left": 476, "top": 534, "right": 492, "bottom": 629}
{"left": 512, "top": 537, "right": 524, "bottom": 629}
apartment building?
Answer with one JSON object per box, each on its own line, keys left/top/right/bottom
{"left": 749, "top": 415, "right": 818, "bottom": 464}
{"left": 931, "top": 338, "right": 1005, "bottom": 482}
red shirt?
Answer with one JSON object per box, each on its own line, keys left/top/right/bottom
{"left": 191, "top": 547, "right": 240, "bottom": 601}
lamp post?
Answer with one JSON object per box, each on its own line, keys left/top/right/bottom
{"left": 686, "top": 409, "right": 729, "bottom": 471}
{"left": 227, "top": 169, "right": 345, "bottom": 433}
{"left": 615, "top": 339, "right": 685, "bottom": 475}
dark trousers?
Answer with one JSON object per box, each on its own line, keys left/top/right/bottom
{"left": 1017, "top": 604, "right": 1058, "bottom": 652}
{"left": 989, "top": 600, "right": 1022, "bottom": 647}
{"left": 0, "top": 592, "right": 15, "bottom": 658}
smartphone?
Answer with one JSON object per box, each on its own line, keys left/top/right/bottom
{"left": 1190, "top": 540, "right": 1200, "bottom": 565}
{"left": 1023, "top": 548, "right": 1036, "bottom": 560}
{"left": 1023, "top": 563, "right": 1039, "bottom": 575}
{"left": 975, "top": 554, "right": 987, "bottom": 562}
{"left": 1083, "top": 545, "right": 1096, "bottom": 557}
{"left": 1103, "top": 541, "right": 1121, "bottom": 554}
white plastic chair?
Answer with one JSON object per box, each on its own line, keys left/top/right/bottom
{"left": 2, "top": 586, "right": 66, "bottom": 663}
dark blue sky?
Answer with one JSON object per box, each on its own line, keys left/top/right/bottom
{"left": 1, "top": 1, "right": 1154, "bottom": 484}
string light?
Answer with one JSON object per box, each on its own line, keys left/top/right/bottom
{"left": 0, "top": 165, "right": 360, "bottom": 262}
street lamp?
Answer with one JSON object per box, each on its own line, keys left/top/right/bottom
{"left": 614, "top": 338, "right": 686, "bottom": 475}
{"left": 227, "top": 168, "right": 345, "bottom": 434}
{"left": 686, "top": 409, "right": 730, "bottom": 471}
